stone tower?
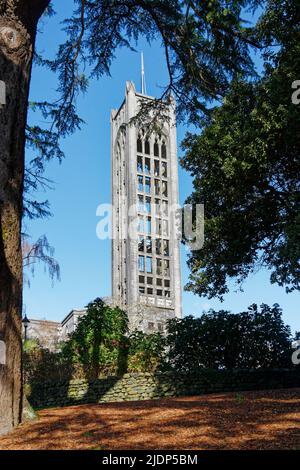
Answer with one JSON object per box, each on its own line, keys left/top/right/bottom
{"left": 111, "top": 81, "right": 182, "bottom": 332}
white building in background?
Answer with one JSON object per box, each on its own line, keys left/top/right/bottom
{"left": 110, "top": 77, "right": 182, "bottom": 333}
{"left": 22, "top": 309, "right": 87, "bottom": 349}
{"left": 60, "top": 309, "right": 87, "bottom": 338}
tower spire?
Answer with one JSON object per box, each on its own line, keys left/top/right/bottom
{"left": 141, "top": 52, "right": 147, "bottom": 95}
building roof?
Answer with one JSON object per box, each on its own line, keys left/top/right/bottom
{"left": 61, "top": 309, "right": 87, "bottom": 327}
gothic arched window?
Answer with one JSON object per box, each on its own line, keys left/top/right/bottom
{"left": 161, "top": 141, "right": 167, "bottom": 159}
{"left": 145, "top": 139, "right": 150, "bottom": 155}
{"left": 154, "top": 140, "right": 159, "bottom": 157}
{"left": 137, "top": 137, "right": 143, "bottom": 153}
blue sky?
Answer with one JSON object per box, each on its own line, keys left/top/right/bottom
{"left": 23, "top": 1, "right": 299, "bottom": 333}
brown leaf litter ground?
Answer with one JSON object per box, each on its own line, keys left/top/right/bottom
{"left": 0, "top": 388, "right": 300, "bottom": 450}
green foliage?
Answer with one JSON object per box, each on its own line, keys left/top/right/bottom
{"left": 127, "top": 330, "right": 166, "bottom": 372}
{"left": 23, "top": 338, "right": 40, "bottom": 353}
{"left": 23, "top": 299, "right": 167, "bottom": 382}
{"left": 166, "top": 304, "right": 293, "bottom": 372}
{"left": 25, "top": 0, "right": 262, "bottom": 221}
{"left": 23, "top": 345, "right": 73, "bottom": 384}
{"left": 44, "top": 0, "right": 259, "bottom": 130}
{"left": 181, "top": 0, "right": 300, "bottom": 299}
{"left": 23, "top": 299, "right": 295, "bottom": 385}
{"left": 62, "top": 298, "right": 129, "bottom": 377}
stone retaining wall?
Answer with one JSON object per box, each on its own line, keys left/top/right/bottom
{"left": 27, "top": 369, "right": 300, "bottom": 409}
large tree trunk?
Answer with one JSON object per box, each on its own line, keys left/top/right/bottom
{"left": 0, "top": 0, "right": 49, "bottom": 435}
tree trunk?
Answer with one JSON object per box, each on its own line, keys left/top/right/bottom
{"left": 0, "top": 0, "right": 49, "bottom": 435}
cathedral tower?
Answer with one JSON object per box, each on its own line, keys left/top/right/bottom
{"left": 111, "top": 80, "right": 182, "bottom": 332}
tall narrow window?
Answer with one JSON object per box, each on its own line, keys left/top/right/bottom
{"left": 145, "top": 177, "right": 151, "bottom": 194}
{"left": 162, "top": 162, "right": 167, "bottom": 177}
{"left": 138, "top": 255, "right": 145, "bottom": 272}
{"left": 146, "top": 256, "right": 152, "bottom": 273}
{"left": 164, "top": 259, "right": 170, "bottom": 277}
{"left": 162, "top": 181, "right": 168, "bottom": 197}
{"left": 154, "top": 160, "right": 160, "bottom": 176}
{"left": 157, "top": 258, "right": 162, "bottom": 276}
{"left": 163, "top": 239, "right": 169, "bottom": 256}
{"left": 163, "top": 219, "right": 169, "bottom": 236}
{"left": 156, "top": 218, "right": 162, "bottom": 236}
{"left": 155, "top": 198, "right": 161, "bottom": 215}
{"left": 138, "top": 175, "right": 143, "bottom": 192}
{"left": 162, "top": 200, "right": 168, "bottom": 217}
{"left": 137, "top": 155, "right": 143, "bottom": 173}
{"left": 161, "top": 141, "right": 167, "bottom": 159}
{"left": 138, "top": 235, "right": 144, "bottom": 252}
{"left": 146, "top": 217, "right": 151, "bottom": 234}
{"left": 138, "top": 216, "right": 144, "bottom": 233}
{"left": 145, "top": 157, "right": 150, "bottom": 174}
{"left": 156, "top": 239, "right": 162, "bottom": 255}
{"left": 154, "top": 140, "right": 159, "bottom": 157}
{"left": 155, "top": 179, "right": 160, "bottom": 196}
{"left": 138, "top": 195, "right": 144, "bottom": 212}
{"left": 146, "top": 237, "right": 152, "bottom": 253}
{"left": 137, "top": 137, "right": 143, "bottom": 153}
{"left": 145, "top": 139, "right": 150, "bottom": 154}
{"left": 145, "top": 197, "right": 151, "bottom": 214}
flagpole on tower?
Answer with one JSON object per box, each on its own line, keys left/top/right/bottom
{"left": 141, "top": 52, "right": 146, "bottom": 95}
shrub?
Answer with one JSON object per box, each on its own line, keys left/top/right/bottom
{"left": 166, "top": 303, "right": 293, "bottom": 372}
{"left": 62, "top": 298, "right": 129, "bottom": 378}
{"left": 24, "top": 301, "right": 295, "bottom": 386}
{"left": 23, "top": 345, "right": 74, "bottom": 384}
{"left": 127, "top": 330, "right": 166, "bottom": 373}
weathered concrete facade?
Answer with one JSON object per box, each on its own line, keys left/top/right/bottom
{"left": 22, "top": 309, "right": 87, "bottom": 349}
{"left": 22, "top": 319, "right": 61, "bottom": 351}
{"left": 60, "top": 309, "right": 87, "bottom": 339}
{"left": 111, "top": 82, "right": 182, "bottom": 332}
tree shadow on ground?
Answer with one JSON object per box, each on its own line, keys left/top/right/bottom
{"left": 1, "top": 388, "right": 300, "bottom": 450}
